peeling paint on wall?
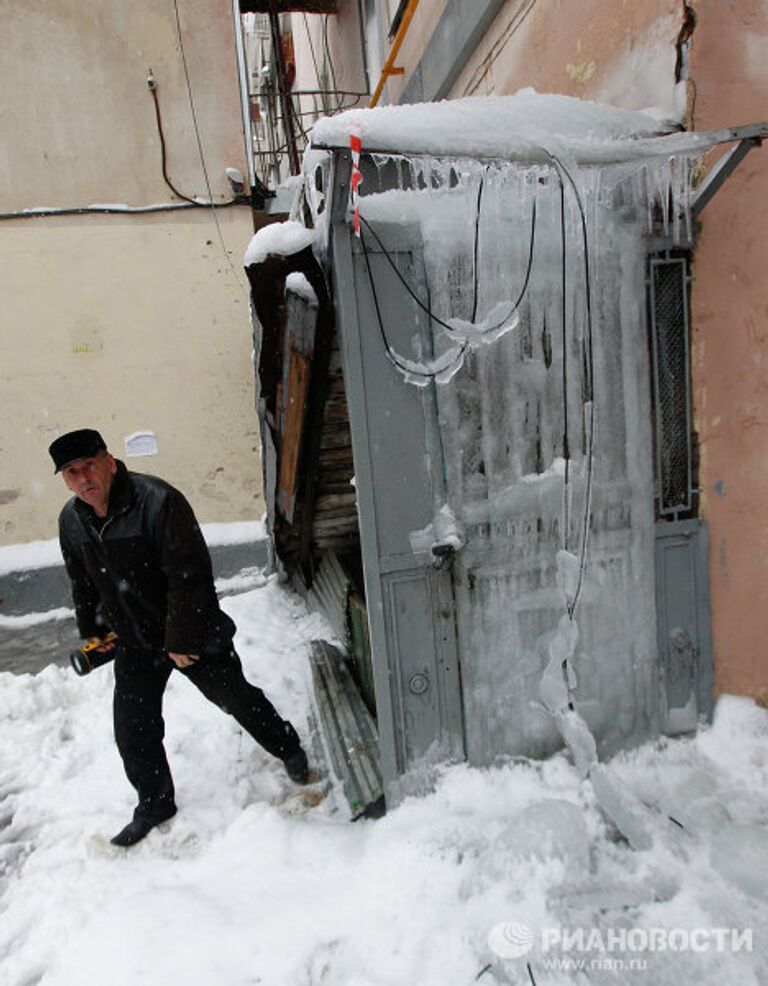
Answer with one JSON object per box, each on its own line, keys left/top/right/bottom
{"left": 566, "top": 58, "right": 597, "bottom": 84}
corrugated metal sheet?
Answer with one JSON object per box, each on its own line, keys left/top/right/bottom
{"left": 306, "top": 550, "right": 351, "bottom": 644}
{"left": 309, "top": 640, "right": 384, "bottom": 818}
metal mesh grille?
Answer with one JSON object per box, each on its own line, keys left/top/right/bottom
{"left": 650, "top": 257, "right": 691, "bottom": 516}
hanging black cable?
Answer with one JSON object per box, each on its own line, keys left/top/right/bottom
{"left": 148, "top": 82, "right": 200, "bottom": 205}
{"left": 359, "top": 224, "right": 468, "bottom": 379}
{"left": 301, "top": 12, "right": 327, "bottom": 115}
{"left": 471, "top": 169, "right": 487, "bottom": 322}
{"left": 559, "top": 169, "right": 571, "bottom": 553}
{"left": 358, "top": 187, "right": 537, "bottom": 340}
{"left": 542, "top": 151, "right": 597, "bottom": 619}
{"left": 549, "top": 154, "right": 595, "bottom": 401}
{"left": 171, "top": 0, "right": 249, "bottom": 298}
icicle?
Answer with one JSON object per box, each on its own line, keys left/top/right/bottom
{"left": 658, "top": 159, "right": 671, "bottom": 234}
{"left": 684, "top": 155, "right": 695, "bottom": 243}
{"left": 643, "top": 163, "right": 654, "bottom": 233}
{"left": 672, "top": 157, "right": 682, "bottom": 244}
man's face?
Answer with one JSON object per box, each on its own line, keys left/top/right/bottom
{"left": 62, "top": 451, "right": 117, "bottom": 516}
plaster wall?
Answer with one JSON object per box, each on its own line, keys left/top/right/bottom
{"left": 381, "top": 0, "right": 681, "bottom": 115}
{"left": 0, "top": 0, "right": 247, "bottom": 209}
{"left": 0, "top": 0, "right": 262, "bottom": 546}
{"left": 689, "top": 0, "right": 768, "bottom": 706}
{"left": 1, "top": 211, "right": 261, "bottom": 544}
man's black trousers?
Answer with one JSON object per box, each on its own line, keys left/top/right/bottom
{"left": 113, "top": 646, "right": 302, "bottom": 821}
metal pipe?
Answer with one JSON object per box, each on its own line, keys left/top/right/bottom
{"left": 231, "top": 0, "right": 258, "bottom": 192}
{"left": 368, "top": 0, "right": 420, "bottom": 108}
{"left": 0, "top": 201, "right": 250, "bottom": 221}
{"left": 268, "top": 0, "right": 301, "bottom": 175}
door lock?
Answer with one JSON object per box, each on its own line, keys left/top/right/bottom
{"left": 431, "top": 543, "right": 456, "bottom": 570}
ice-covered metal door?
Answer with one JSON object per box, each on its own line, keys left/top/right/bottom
{"left": 330, "top": 167, "right": 465, "bottom": 794}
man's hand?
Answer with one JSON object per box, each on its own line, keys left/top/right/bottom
{"left": 168, "top": 652, "right": 200, "bottom": 668}
{"left": 87, "top": 635, "right": 116, "bottom": 653}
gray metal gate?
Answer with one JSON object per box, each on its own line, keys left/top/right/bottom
{"left": 654, "top": 519, "right": 713, "bottom": 734}
{"left": 330, "top": 192, "right": 465, "bottom": 792}
{"left": 648, "top": 249, "right": 713, "bottom": 732}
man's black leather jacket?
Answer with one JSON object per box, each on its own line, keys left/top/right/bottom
{"left": 58, "top": 460, "right": 235, "bottom": 654}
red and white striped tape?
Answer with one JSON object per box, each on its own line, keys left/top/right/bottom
{"left": 350, "top": 133, "right": 363, "bottom": 236}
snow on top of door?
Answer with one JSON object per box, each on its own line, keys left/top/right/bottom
{"left": 312, "top": 88, "right": 709, "bottom": 163}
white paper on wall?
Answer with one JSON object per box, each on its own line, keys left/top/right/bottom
{"left": 124, "top": 431, "right": 159, "bottom": 457}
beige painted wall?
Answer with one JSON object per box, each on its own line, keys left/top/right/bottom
{"left": 0, "top": 0, "right": 264, "bottom": 545}
{"left": 1, "top": 210, "right": 260, "bottom": 543}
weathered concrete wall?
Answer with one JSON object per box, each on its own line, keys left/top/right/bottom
{"left": 689, "top": 0, "right": 768, "bottom": 706}
{"left": 0, "top": 0, "right": 262, "bottom": 545}
{"left": 382, "top": 0, "right": 681, "bottom": 114}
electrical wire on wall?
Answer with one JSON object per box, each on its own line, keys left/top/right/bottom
{"left": 172, "top": 0, "right": 249, "bottom": 298}
{"left": 147, "top": 71, "right": 206, "bottom": 206}
{"left": 539, "top": 149, "right": 596, "bottom": 622}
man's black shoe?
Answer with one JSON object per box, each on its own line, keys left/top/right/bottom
{"left": 110, "top": 806, "right": 177, "bottom": 847}
{"left": 283, "top": 748, "right": 309, "bottom": 784}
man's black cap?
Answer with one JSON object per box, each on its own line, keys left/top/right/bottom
{"left": 48, "top": 429, "right": 107, "bottom": 473}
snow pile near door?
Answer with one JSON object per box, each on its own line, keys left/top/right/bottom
{"left": 1, "top": 579, "right": 767, "bottom": 986}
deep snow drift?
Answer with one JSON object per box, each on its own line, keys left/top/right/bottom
{"left": 1, "top": 578, "right": 767, "bottom": 986}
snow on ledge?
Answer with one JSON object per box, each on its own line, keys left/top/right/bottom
{"left": 243, "top": 220, "right": 314, "bottom": 267}
{"left": 0, "top": 521, "right": 266, "bottom": 575}
{"left": 0, "top": 539, "right": 63, "bottom": 576}
{"left": 312, "top": 88, "right": 678, "bottom": 162}
{"left": 0, "top": 607, "right": 74, "bottom": 629}
{"left": 200, "top": 520, "right": 267, "bottom": 547}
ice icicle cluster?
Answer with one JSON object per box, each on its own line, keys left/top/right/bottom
{"left": 590, "top": 764, "right": 655, "bottom": 851}
{"left": 344, "top": 142, "right": 700, "bottom": 390}
{"left": 537, "top": 554, "right": 655, "bottom": 850}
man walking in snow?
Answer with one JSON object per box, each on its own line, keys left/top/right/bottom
{"left": 50, "top": 428, "right": 309, "bottom": 847}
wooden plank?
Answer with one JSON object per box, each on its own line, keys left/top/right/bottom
{"left": 313, "top": 515, "right": 361, "bottom": 532}
{"left": 277, "top": 349, "right": 311, "bottom": 520}
{"left": 320, "top": 429, "right": 352, "bottom": 450}
{"left": 317, "top": 448, "right": 355, "bottom": 467}
{"left": 314, "top": 492, "right": 358, "bottom": 511}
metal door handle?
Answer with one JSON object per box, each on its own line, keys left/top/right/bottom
{"left": 431, "top": 543, "right": 456, "bottom": 570}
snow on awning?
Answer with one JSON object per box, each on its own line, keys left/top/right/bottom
{"left": 311, "top": 89, "right": 767, "bottom": 166}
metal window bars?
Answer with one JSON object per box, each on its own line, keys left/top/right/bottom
{"left": 648, "top": 252, "right": 694, "bottom": 519}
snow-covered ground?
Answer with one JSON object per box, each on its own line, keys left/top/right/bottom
{"left": 1, "top": 577, "right": 767, "bottom": 986}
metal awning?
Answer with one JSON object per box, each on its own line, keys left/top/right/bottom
{"left": 312, "top": 121, "right": 767, "bottom": 171}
